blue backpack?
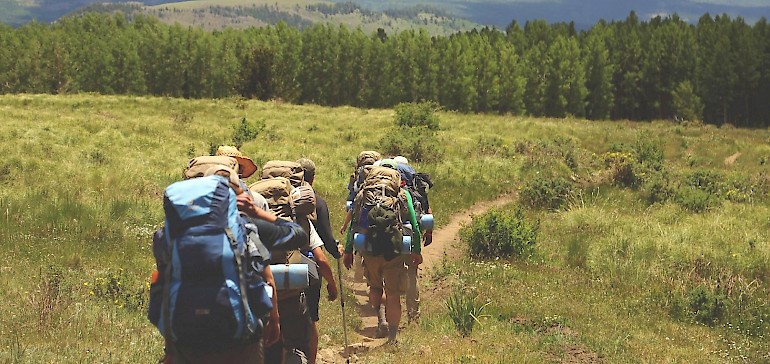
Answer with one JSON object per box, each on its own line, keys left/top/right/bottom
{"left": 148, "top": 175, "right": 272, "bottom": 350}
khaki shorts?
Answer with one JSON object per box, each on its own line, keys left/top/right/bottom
{"left": 362, "top": 254, "right": 407, "bottom": 296}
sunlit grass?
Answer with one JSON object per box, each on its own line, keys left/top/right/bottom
{"left": 1, "top": 93, "right": 769, "bottom": 362}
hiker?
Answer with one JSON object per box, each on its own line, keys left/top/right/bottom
{"left": 340, "top": 151, "right": 382, "bottom": 281}
{"left": 151, "top": 160, "right": 309, "bottom": 364}
{"left": 393, "top": 156, "right": 434, "bottom": 323}
{"left": 296, "top": 157, "right": 342, "bottom": 364}
{"left": 342, "top": 159, "right": 423, "bottom": 343}
{"left": 250, "top": 161, "right": 330, "bottom": 364}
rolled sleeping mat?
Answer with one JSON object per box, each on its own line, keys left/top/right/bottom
{"left": 270, "top": 264, "right": 309, "bottom": 291}
{"left": 353, "top": 232, "right": 412, "bottom": 255}
{"left": 420, "top": 214, "right": 434, "bottom": 231}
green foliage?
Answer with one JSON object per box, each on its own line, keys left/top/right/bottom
{"left": 672, "top": 81, "right": 704, "bottom": 122}
{"left": 603, "top": 151, "right": 642, "bottom": 187}
{"left": 675, "top": 185, "right": 720, "bottom": 212}
{"left": 461, "top": 207, "right": 539, "bottom": 260}
{"left": 683, "top": 169, "right": 725, "bottom": 195}
{"left": 519, "top": 176, "right": 573, "bottom": 210}
{"left": 444, "top": 289, "right": 489, "bottom": 337}
{"left": 687, "top": 285, "right": 726, "bottom": 326}
{"left": 378, "top": 126, "right": 444, "bottom": 163}
{"left": 231, "top": 117, "right": 266, "bottom": 149}
{"left": 393, "top": 101, "right": 441, "bottom": 130}
{"left": 642, "top": 172, "right": 674, "bottom": 204}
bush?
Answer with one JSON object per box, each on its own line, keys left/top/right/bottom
{"left": 393, "top": 101, "right": 441, "bottom": 130}
{"left": 683, "top": 169, "right": 724, "bottom": 196}
{"left": 519, "top": 176, "right": 573, "bottom": 210}
{"left": 643, "top": 172, "right": 674, "bottom": 204}
{"left": 461, "top": 207, "right": 539, "bottom": 260}
{"left": 688, "top": 285, "right": 725, "bottom": 326}
{"left": 676, "top": 185, "right": 719, "bottom": 212}
{"left": 378, "top": 126, "right": 444, "bottom": 163}
{"left": 603, "top": 151, "right": 642, "bottom": 187}
{"left": 232, "top": 117, "right": 265, "bottom": 148}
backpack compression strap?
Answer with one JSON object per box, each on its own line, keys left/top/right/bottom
{"left": 225, "top": 228, "right": 257, "bottom": 339}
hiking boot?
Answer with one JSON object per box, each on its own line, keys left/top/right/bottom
{"left": 376, "top": 323, "right": 389, "bottom": 338}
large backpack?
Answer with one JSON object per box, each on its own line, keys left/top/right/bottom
{"left": 395, "top": 163, "right": 433, "bottom": 215}
{"left": 251, "top": 163, "right": 318, "bottom": 299}
{"left": 148, "top": 175, "right": 272, "bottom": 350}
{"left": 346, "top": 151, "right": 382, "bottom": 203}
{"left": 183, "top": 155, "right": 240, "bottom": 180}
{"left": 353, "top": 165, "right": 405, "bottom": 261}
{"left": 249, "top": 177, "right": 295, "bottom": 221}
{"left": 261, "top": 160, "right": 305, "bottom": 188}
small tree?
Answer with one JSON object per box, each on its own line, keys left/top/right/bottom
{"left": 231, "top": 117, "right": 265, "bottom": 149}
{"left": 672, "top": 81, "right": 704, "bottom": 123}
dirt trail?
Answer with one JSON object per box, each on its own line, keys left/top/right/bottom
{"left": 724, "top": 151, "right": 741, "bottom": 166}
{"left": 318, "top": 194, "right": 515, "bottom": 363}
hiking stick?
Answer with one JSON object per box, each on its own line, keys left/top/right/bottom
{"left": 336, "top": 251, "right": 350, "bottom": 363}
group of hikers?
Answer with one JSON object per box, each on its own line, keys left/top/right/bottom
{"left": 148, "top": 146, "right": 434, "bottom": 364}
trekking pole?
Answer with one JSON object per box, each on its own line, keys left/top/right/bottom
{"left": 335, "top": 242, "right": 351, "bottom": 363}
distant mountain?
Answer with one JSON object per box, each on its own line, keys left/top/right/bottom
{"left": 1, "top": 0, "right": 769, "bottom": 30}
{"left": 347, "top": 0, "right": 770, "bottom": 29}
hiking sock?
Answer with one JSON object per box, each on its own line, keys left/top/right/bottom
{"left": 377, "top": 305, "right": 386, "bottom": 325}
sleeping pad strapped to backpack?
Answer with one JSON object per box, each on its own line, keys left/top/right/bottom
{"left": 148, "top": 175, "right": 272, "bottom": 350}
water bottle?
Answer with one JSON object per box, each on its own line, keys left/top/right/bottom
{"left": 420, "top": 214, "right": 434, "bottom": 231}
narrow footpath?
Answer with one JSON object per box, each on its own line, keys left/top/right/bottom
{"left": 318, "top": 194, "right": 515, "bottom": 363}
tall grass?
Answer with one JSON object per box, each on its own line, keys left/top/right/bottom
{"left": 1, "top": 94, "right": 769, "bottom": 362}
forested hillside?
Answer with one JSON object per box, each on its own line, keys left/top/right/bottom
{"left": 2, "top": 12, "right": 768, "bottom": 126}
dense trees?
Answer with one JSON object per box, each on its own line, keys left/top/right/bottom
{"left": 1, "top": 12, "right": 769, "bottom": 126}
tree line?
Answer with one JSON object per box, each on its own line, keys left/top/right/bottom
{"left": 1, "top": 11, "right": 768, "bottom": 127}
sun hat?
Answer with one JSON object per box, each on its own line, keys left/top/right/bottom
{"left": 215, "top": 145, "right": 257, "bottom": 178}
{"left": 394, "top": 155, "right": 409, "bottom": 165}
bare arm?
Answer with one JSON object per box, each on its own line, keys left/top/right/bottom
{"left": 311, "top": 246, "right": 338, "bottom": 301}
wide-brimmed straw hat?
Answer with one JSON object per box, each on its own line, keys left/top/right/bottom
{"left": 216, "top": 145, "right": 257, "bottom": 178}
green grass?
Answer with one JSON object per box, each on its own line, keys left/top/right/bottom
{"left": 1, "top": 94, "right": 769, "bottom": 362}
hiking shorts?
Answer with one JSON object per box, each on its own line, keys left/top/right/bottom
{"left": 362, "top": 254, "right": 407, "bottom": 296}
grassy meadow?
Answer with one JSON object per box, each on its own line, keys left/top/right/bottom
{"left": 0, "top": 94, "right": 769, "bottom": 363}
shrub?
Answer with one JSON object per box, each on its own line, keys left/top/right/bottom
{"left": 688, "top": 285, "right": 725, "bottom": 326}
{"left": 231, "top": 117, "right": 265, "bottom": 148}
{"left": 683, "top": 169, "right": 724, "bottom": 196}
{"left": 603, "top": 151, "right": 641, "bottom": 187}
{"left": 394, "top": 101, "right": 440, "bottom": 130}
{"left": 445, "top": 289, "right": 490, "bottom": 337}
{"left": 675, "top": 185, "right": 719, "bottom": 212}
{"left": 643, "top": 172, "right": 674, "bottom": 204}
{"left": 378, "top": 126, "right": 444, "bottom": 163}
{"left": 461, "top": 207, "right": 539, "bottom": 260}
{"left": 519, "top": 176, "right": 573, "bottom": 210}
